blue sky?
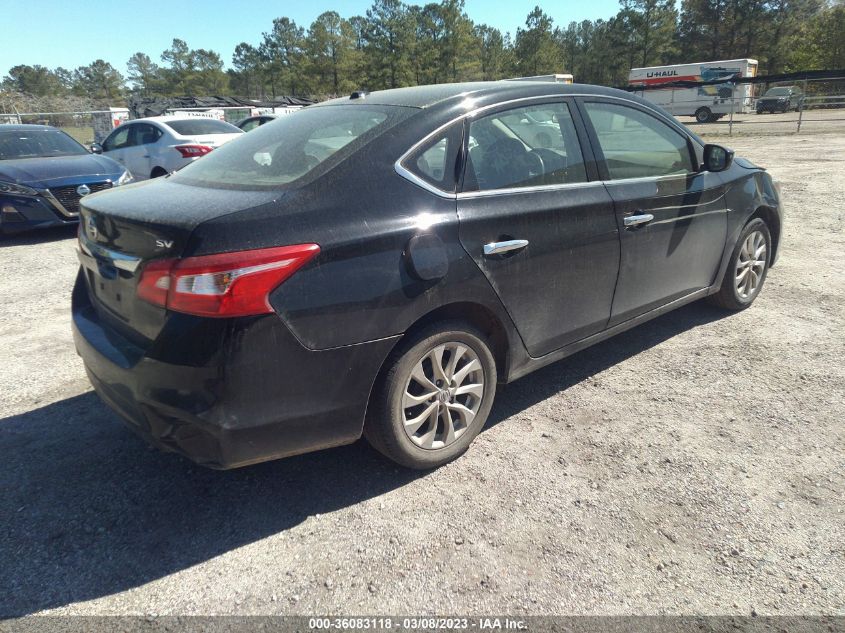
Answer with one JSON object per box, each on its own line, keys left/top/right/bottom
{"left": 1, "top": 0, "right": 620, "bottom": 77}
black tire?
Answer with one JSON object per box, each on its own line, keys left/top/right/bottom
{"left": 695, "top": 107, "right": 713, "bottom": 124}
{"left": 708, "top": 218, "right": 772, "bottom": 311}
{"left": 150, "top": 167, "right": 168, "bottom": 178}
{"left": 364, "top": 321, "right": 497, "bottom": 469}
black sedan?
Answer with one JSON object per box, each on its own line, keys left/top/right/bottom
{"left": 73, "top": 82, "right": 783, "bottom": 469}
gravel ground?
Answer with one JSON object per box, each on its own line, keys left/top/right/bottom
{"left": 1, "top": 132, "right": 843, "bottom": 618}
{"left": 678, "top": 106, "right": 845, "bottom": 137}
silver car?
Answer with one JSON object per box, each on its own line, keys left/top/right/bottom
{"left": 96, "top": 116, "right": 243, "bottom": 181}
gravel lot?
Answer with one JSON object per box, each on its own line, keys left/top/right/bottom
{"left": 679, "top": 106, "right": 845, "bottom": 137}
{"left": 1, "top": 131, "right": 843, "bottom": 618}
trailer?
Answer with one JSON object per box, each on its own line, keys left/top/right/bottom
{"left": 629, "top": 59, "right": 758, "bottom": 123}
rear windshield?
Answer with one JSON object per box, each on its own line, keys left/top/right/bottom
{"left": 0, "top": 129, "right": 88, "bottom": 160}
{"left": 164, "top": 119, "right": 242, "bottom": 136}
{"left": 764, "top": 88, "right": 792, "bottom": 96}
{"left": 171, "top": 105, "right": 413, "bottom": 190}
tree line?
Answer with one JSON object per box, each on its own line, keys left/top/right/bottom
{"left": 3, "top": 0, "right": 844, "bottom": 103}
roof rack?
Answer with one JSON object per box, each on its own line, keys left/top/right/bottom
{"left": 505, "top": 74, "right": 574, "bottom": 84}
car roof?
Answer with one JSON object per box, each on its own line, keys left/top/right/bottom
{"left": 129, "top": 116, "right": 237, "bottom": 124}
{"left": 0, "top": 124, "right": 59, "bottom": 132}
{"left": 315, "top": 81, "right": 632, "bottom": 109}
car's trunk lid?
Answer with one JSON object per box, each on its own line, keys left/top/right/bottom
{"left": 76, "top": 177, "right": 280, "bottom": 345}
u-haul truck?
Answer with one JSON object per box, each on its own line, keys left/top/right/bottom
{"left": 629, "top": 58, "right": 758, "bottom": 123}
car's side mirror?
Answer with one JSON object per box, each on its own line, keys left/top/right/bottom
{"left": 702, "top": 144, "right": 734, "bottom": 172}
{"left": 89, "top": 142, "right": 103, "bottom": 154}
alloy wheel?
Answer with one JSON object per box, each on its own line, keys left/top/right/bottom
{"left": 401, "top": 342, "right": 485, "bottom": 450}
{"left": 735, "top": 230, "right": 767, "bottom": 300}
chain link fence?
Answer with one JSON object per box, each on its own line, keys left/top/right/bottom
{"left": 634, "top": 73, "right": 845, "bottom": 136}
{"left": 0, "top": 109, "right": 130, "bottom": 144}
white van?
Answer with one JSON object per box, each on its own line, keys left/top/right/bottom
{"left": 629, "top": 59, "right": 758, "bottom": 123}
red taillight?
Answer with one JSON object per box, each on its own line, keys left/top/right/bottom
{"left": 136, "top": 259, "right": 173, "bottom": 306}
{"left": 174, "top": 144, "right": 213, "bottom": 158}
{"left": 137, "top": 244, "right": 320, "bottom": 317}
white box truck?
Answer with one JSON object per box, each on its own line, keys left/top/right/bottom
{"left": 629, "top": 59, "right": 758, "bottom": 123}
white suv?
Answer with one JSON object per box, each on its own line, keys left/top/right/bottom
{"left": 97, "top": 116, "right": 243, "bottom": 180}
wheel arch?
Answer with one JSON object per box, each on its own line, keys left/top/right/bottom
{"left": 387, "top": 301, "right": 513, "bottom": 384}
{"left": 749, "top": 205, "right": 781, "bottom": 264}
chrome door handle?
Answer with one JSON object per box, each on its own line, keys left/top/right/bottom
{"left": 624, "top": 213, "right": 654, "bottom": 228}
{"left": 483, "top": 239, "right": 529, "bottom": 257}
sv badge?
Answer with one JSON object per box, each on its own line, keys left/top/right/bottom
{"left": 155, "top": 239, "right": 174, "bottom": 249}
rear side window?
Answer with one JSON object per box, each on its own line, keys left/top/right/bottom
{"left": 165, "top": 119, "right": 242, "bottom": 136}
{"left": 401, "top": 121, "right": 463, "bottom": 193}
{"left": 463, "top": 102, "right": 587, "bottom": 192}
{"left": 134, "top": 124, "right": 162, "bottom": 145}
{"left": 583, "top": 102, "right": 694, "bottom": 180}
{"left": 172, "top": 105, "right": 413, "bottom": 190}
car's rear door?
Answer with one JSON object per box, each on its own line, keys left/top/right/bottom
{"left": 456, "top": 98, "right": 620, "bottom": 358}
{"left": 577, "top": 98, "right": 727, "bottom": 326}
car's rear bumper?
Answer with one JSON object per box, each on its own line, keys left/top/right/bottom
{"left": 72, "top": 272, "right": 398, "bottom": 468}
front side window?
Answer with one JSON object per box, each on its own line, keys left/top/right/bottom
{"left": 583, "top": 102, "right": 694, "bottom": 180}
{"left": 171, "top": 105, "right": 413, "bottom": 190}
{"left": 464, "top": 102, "right": 587, "bottom": 192}
{"left": 103, "top": 127, "right": 131, "bottom": 152}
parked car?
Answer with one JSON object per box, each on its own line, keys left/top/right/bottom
{"left": 0, "top": 124, "right": 130, "bottom": 235}
{"left": 73, "top": 82, "right": 783, "bottom": 470}
{"left": 95, "top": 116, "right": 242, "bottom": 181}
{"left": 235, "top": 114, "right": 277, "bottom": 132}
{"left": 756, "top": 86, "right": 804, "bottom": 113}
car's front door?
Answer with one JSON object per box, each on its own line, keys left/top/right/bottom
{"left": 122, "top": 123, "right": 160, "bottom": 179}
{"left": 456, "top": 99, "right": 620, "bottom": 358}
{"left": 101, "top": 125, "right": 132, "bottom": 169}
{"left": 578, "top": 99, "right": 728, "bottom": 326}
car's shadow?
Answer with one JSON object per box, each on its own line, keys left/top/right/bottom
{"left": 0, "top": 225, "right": 77, "bottom": 247}
{"left": 0, "top": 302, "right": 729, "bottom": 616}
